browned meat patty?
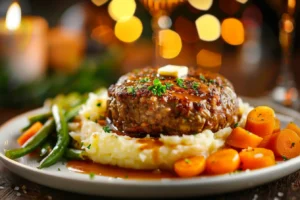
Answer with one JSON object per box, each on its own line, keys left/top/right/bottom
{"left": 107, "top": 67, "right": 239, "bottom": 137}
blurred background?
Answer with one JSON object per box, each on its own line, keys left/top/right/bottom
{"left": 0, "top": 0, "right": 299, "bottom": 109}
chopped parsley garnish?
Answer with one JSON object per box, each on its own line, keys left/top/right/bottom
{"left": 89, "top": 173, "right": 95, "bottom": 180}
{"left": 200, "top": 75, "right": 206, "bottom": 82}
{"left": 58, "top": 168, "right": 61, "bottom": 171}
{"left": 148, "top": 78, "right": 166, "bottom": 96}
{"left": 103, "top": 125, "right": 111, "bottom": 133}
{"left": 127, "top": 86, "right": 136, "bottom": 95}
{"left": 282, "top": 156, "right": 288, "bottom": 161}
{"left": 208, "top": 79, "right": 215, "bottom": 84}
{"left": 176, "top": 78, "right": 187, "bottom": 89}
{"left": 139, "top": 77, "right": 150, "bottom": 83}
{"left": 184, "top": 158, "right": 191, "bottom": 164}
{"left": 124, "top": 175, "right": 129, "bottom": 179}
{"left": 291, "top": 142, "right": 295, "bottom": 148}
{"left": 165, "top": 82, "right": 173, "bottom": 90}
{"left": 192, "top": 82, "right": 199, "bottom": 90}
{"left": 234, "top": 123, "right": 239, "bottom": 128}
{"left": 81, "top": 142, "right": 84, "bottom": 147}
{"left": 96, "top": 102, "right": 101, "bottom": 107}
{"left": 87, "top": 144, "right": 91, "bottom": 149}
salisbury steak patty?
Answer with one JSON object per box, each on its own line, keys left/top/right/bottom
{"left": 107, "top": 67, "right": 239, "bottom": 137}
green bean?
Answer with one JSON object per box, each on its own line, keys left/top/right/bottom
{"left": 28, "top": 112, "right": 52, "bottom": 124}
{"left": 65, "top": 104, "right": 82, "bottom": 122}
{"left": 21, "top": 112, "right": 52, "bottom": 132}
{"left": 5, "top": 119, "right": 55, "bottom": 159}
{"left": 38, "top": 105, "right": 70, "bottom": 169}
{"left": 39, "top": 141, "right": 53, "bottom": 158}
{"left": 64, "top": 148, "right": 86, "bottom": 160}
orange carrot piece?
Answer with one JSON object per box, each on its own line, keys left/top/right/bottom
{"left": 17, "top": 122, "right": 43, "bottom": 146}
{"left": 268, "top": 129, "right": 300, "bottom": 159}
{"left": 286, "top": 122, "right": 300, "bottom": 137}
{"left": 174, "top": 156, "right": 206, "bottom": 178}
{"left": 239, "top": 148, "right": 275, "bottom": 170}
{"left": 245, "top": 106, "right": 275, "bottom": 138}
{"left": 273, "top": 118, "right": 281, "bottom": 133}
{"left": 258, "top": 134, "right": 273, "bottom": 149}
{"left": 226, "top": 127, "right": 263, "bottom": 149}
{"left": 206, "top": 149, "right": 240, "bottom": 175}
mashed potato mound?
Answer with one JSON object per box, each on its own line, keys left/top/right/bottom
{"left": 69, "top": 91, "right": 253, "bottom": 170}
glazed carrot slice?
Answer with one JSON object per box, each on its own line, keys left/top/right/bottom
{"left": 206, "top": 149, "right": 240, "bottom": 175}
{"left": 268, "top": 129, "right": 300, "bottom": 159}
{"left": 226, "top": 127, "right": 263, "bottom": 149}
{"left": 258, "top": 134, "right": 273, "bottom": 149}
{"left": 17, "top": 122, "right": 43, "bottom": 146}
{"left": 273, "top": 118, "right": 281, "bottom": 133}
{"left": 286, "top": 122, "right": 300, "bottom": 137}
{"left": 239, "top": 148, "right": 275, "bottom": 170}
{"left": 245, "top": 106, "right": 275, "bottom": 137}
{"left": 174, "top": 156, "right": 206, "bottom": 177}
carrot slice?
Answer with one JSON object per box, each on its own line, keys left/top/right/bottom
{"left": 17, "top": 122, "right": 43, "bottom": 146}
{"left": 174, "top": 156, "right": 206, "bottom": 177}
{"left": 286, "top": 122, "right": 300, "bottom": 137}
{"left": 239, "top": 148, "right": 275, "bottom": 170}
{"left": 274, "top": 118, "right": 281, "bottom": 133}
{"left": 268, "top": 129, "right": 300, "bottom": 159}
{"left": 226, "top": 127, "right": 263, "bottom": 149}
{"left": 245, "top": 106, "right": 275, "bottom": 137}
{"left": 206, "top": 149, "right": 240, "bottom": 175}
{"left": 258, "top": 134, "right": 273, "bottom": 149}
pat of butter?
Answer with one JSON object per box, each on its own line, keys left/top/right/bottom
{"left": 158, "top": 65, "right": 188, "bottom": 78}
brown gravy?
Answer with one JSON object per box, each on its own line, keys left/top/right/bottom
{"left": 67, "top": 161, "right": 177, "bottom": 180}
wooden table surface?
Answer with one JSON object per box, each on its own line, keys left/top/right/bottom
{"left": 1, "top": 108, "right": 300, "bottom": 200}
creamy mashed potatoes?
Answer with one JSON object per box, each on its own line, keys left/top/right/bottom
{"left": 69, "top": 90, "right": 252, "bottom": 170}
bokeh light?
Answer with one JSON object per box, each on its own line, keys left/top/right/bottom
{"left": 221, "top": 18, "right": 244, "bottom": 45}
{"left": 188, "top": 0, "right": 213, "bottom": 11}
{"left": 197, "top": 49, "right": 222, "bottom": 67}
{"left": 195, "top": 14, "right": 221, "bottom": 42}
{"left": 6, "top": 2, "right": 21, "bottom": 31}
{"left": 174, "top": 16, "right": 198, "bottom": 43}
{"left": 108, "top": 0, "right": 136, "bottom": 21}
{"left": 115, "top": 16, "right": 143, "bottom": 43}
{"left": 159, "top": 29, "right": 182, "bottom": 59}
{"left": 91, "top": 0, "right": 108, "bottom": 6}
{"left": 236, "top": 0, "right": 247, "bottom": 4}
{"left": 158, "top": 15, "right": 172, "bottom": 29}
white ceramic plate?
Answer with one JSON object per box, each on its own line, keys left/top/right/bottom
{"left": 1, "top": 97, "right": 300, "bottom": 198}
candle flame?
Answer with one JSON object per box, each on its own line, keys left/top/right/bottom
{"left": 6, "top": 2, "right": 21, "bottom": 31}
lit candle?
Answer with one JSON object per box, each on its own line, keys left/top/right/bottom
{"left": 0, "top": 2, "right": 48, "bottom": 84}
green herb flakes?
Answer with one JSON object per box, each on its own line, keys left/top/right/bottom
{"left": 234, "top": 123, "right": 239, "bottom": 128}
{"left": 87, "top": 144, "right": 91, "bottom": 149}
{"left": 176, "top": 78, "right": 186, "bottom": 89}
{"left": 148, "top": 78, "right": 167, "bottom": 96}
{"left": 165, "top": 82, "right": 173, "bottom": 90}
{"left": 184, "top": 158, "right": 191, "bottom": 164}
{"left": 89, "top": 173, "right": 95, "bottom": 180}
{"left": 127, "top": 86, "right": 136, "bottom": 95}
{"left": 200, "top": 75, "right": 206, "bottom": 82}
{"left": 139, "top": 77, "right": 150, "bottom": 83}
{"left": 103, "top": 125, "right": 111, "bottom": 133}
{"left": 96, "top": 102, "right": 101, "bottom": 107}
{"left": 282, "top": 156, "right": 288, "bottom": 161}
{"left": 192, "top": 82, "right": 199, "bottom": 90}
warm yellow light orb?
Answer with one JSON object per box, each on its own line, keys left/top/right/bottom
{"left": 6, "top": 2, "right": 21, "bottom": 31}
{"left": 197, "top": 49, "right": 222, "bottom": 67}
{"left": 108, "top": 0, "right": 136, "bottom": 21}
{"left": 188, "top": 0, "right": 213, "bottom": 11}
{"left": 115, "top": 16, "right": 143, "bottom": 43}
{"left": 91, "top": 0, "right": 108, "bottom": 6}
{"left": 195, "top": 14, "right": 221, "bottom": 42}
{"left": 158, "top": 29, "right": 182, "bottom": 59}
{"left": 221, "top": 18, "right": 244, "bottom": 45}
